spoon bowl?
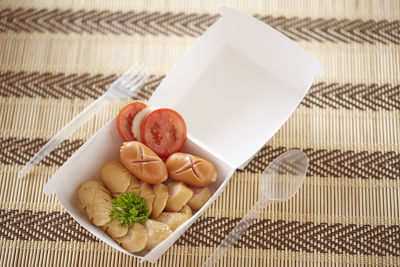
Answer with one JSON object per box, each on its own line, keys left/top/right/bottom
{"left": 260, "top": 149, "right": 309, "bottom": 201}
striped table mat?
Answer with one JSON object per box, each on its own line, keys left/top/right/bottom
{"left": 1, "top": 0, "right": 399, "bottom": 266}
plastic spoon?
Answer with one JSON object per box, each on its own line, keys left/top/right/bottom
{"left": 202, "top": 149, "right": 309, "bottom": 266}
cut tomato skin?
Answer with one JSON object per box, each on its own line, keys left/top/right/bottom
{"left": 116, "top": 102, "right": 147, "bottom": 142}
{"left": 141, "top": 108, "right": 187, "bottom": 158}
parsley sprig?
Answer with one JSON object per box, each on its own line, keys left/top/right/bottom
{"left": 109, "top": 192, "right": 149, "bottom": 226}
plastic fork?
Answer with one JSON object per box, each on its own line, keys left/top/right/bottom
{"left": 17, "top": 62, "right": 150, "bottom": 179}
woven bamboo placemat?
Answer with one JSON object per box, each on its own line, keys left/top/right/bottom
{"left": 1, "top": 0, "right": 399, "bottom": 266}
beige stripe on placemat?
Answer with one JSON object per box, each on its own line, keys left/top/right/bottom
{"left": 1, "top": 240, "right": 398, "bottom": 266}
{"left": 205, "top": 172, "right": 400, "bottom": 225}
{"left": 1, "top": 0, "right": 399, "bottom": 20}
{"left": 0, "top": 33, "right": 193, "bottom": 76}
{"left": 0, "top": 98, "right": 127, "bottom": 140}
{"left": 1, "top": 98, "right": 398, "bottom": 152}
{"left": 0, "top": 33, "right": 399, "bottom": 84}
{"left": 0, "top": 164, "right": 61, "bottom": 211}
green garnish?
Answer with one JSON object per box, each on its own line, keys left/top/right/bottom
{"left": 109, "top": 192, "right": 149, "bottom": 226}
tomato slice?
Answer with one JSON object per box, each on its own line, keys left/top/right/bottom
{"left": 116, "top": 102, "right": 147, "bottom": 142}
{"left": 141, "top": 108, "right": 187, "bottom": 157}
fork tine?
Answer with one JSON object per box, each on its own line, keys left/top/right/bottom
{"left": 121, "top": 64, "right": 149, "bottom": 88}
{"left": 125, "top": 66, "right": 150, "bottom": 91}
{"left": 111, "top": 62, "right": 144, "bottom": 87}
{"left": 118, "top": 62, "right": 139, "bottom": 78}
{"left": 124, "top": 72, "right": 147, "bottom": 90}
{"left": 124, "top": 61, "right": 145, "bottom": 77}
{"left": 132, "top": 73, "right": 151, "bottom": 91}
{"left": 117, "top": 62, "right": 147, "bottom": 88}
{"left": 127, "top": 72, "right": 151, "bottom": 93}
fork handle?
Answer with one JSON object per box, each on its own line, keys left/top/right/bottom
{"left": 17, "top": 95, "right": 109, "bottom": 179}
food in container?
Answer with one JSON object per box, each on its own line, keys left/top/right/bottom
{"left": 77, "top": 104, "right": 216, "bottom": 254}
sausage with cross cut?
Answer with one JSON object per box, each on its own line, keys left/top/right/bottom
{"left": 120, "top": 141, "right": 168, "bottom": 184}
{"left": 165, "top": 152, "right": 217, "bottom": 187}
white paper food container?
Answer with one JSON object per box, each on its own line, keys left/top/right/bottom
{"left": 44, "top": 7, "right": 322, "bottom": 263}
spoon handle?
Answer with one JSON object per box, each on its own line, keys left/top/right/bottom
{"left": 202, "top": 199, "right": 271, "bottom": 267}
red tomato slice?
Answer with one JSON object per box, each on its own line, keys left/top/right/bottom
{"left": 116, "top": 102, "right": 147, "bottom": 142}
{"left": 141, "top": 108, "right": 187, "bottom": 157}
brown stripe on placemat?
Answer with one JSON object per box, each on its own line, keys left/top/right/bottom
{"left": 0, "top": 72, "right": 162, "bottom": 101}
{"left": 1, "top": 209, "right": 399, "bottom": 256}
{"left": 0, "top": 137, "right": 84, "bottom": 166}
{"left": 1, "top": 72, "right": 399, "bottom": 111}
{"left": 243, "top": 146, "right": 400, "bottom": 179}
{"left": 0, "top": 8, "right": 399, "bottom": 44}
{"left": 0, "top": 209, "right": 96, "bottom": 242}
{"left": 179, "top": 217, "right": 400, "bottom": 256}
{"left": 2, "top": 138, "right": 399, "bottom": 180}
{"left": 303, "top": 82, "right": 400, "bottom": 111}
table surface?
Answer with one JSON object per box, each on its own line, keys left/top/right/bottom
{"left": 1, "top": 0, "right": 399, "bottom": 266}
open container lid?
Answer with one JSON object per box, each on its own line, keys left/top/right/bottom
{"left": 148, "top": 7, "right": 322, "bottom": 169}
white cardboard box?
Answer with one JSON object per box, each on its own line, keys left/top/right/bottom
{"left": 44, "top": 7, "right": 322, "bottom": 263}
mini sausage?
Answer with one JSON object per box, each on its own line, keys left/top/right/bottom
{"left": 155, "top": 212, "right": 190, "bottom": 231}
{"left": 145, "top": 220, "right": 172, "bottom": 250}
{"left": 78, "top": 181, "right": 113, "bottom": 226}
{"left": 139, "top": 183, "right": 155, "bottom": 215}
{"left": 102, "top": 218, "right": 129, "bottom": 239}
{"left": 151, "top": 183, "right": 169, "bottom": 218}
{"left": 166, "top": 153, "right": 217, "bottom": 187}
{"left": 115, "top": 222, "right": 148, "bottom": 253}
{"left": 187, "top": 186, "right": 212, "bottom": 210}
{"left": 180, "top": 205, "right": 193, "bottom": 216}
{"left": 120, "top": 141, "right": 168, "bottom": 184}
{"left": 165, "top": 182, "right": 193, "bottom": 212}
{"left": 100, "top": 160, "right": 132, "bottom": 194}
